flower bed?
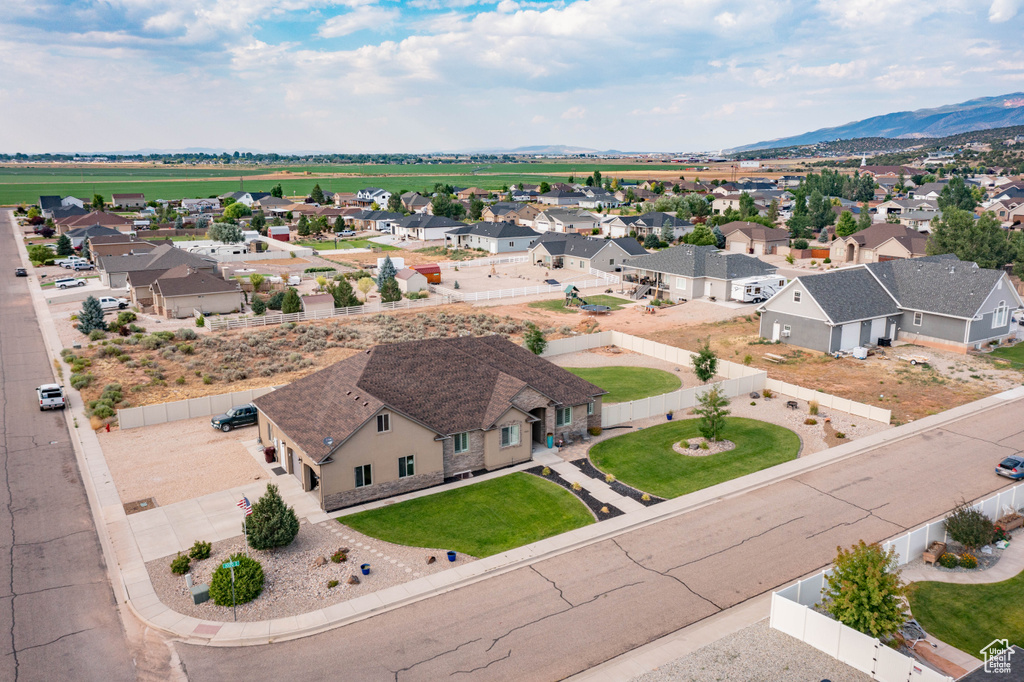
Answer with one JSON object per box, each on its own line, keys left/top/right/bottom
{"left": 525, "top": 466, "right": 624, "bottom": 519}
{"left": 569, "top": 458, "right": 664, "bottom": 507}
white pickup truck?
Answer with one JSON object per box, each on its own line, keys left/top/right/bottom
{"left": 98, "top": 296, "right": 129, "bottom": 311}
{"left": 36, "top": 384, "right": 66, "bottom": 411}
{"left": 56, "top": 256, "right": 88, "bottom": 268}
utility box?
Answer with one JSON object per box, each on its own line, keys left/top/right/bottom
{"left": 190, "top": 583, "right": 210, "bottom": 605}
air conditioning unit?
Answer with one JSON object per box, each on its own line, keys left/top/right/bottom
{"left": 780, "top": 330, "right": 791, "bottom": 337}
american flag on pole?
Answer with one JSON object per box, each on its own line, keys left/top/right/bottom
{"left": 237, "top": 496, "right": 253, "bottom": 516}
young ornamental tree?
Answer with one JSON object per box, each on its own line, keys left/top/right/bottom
{"left": 524, "top": 323, "right": 547, "bottom": 355}
{"left": 694, "top": 385, "right": 730, "bottom": 441}
{"left": 245, "top": 483, "right": 300, "bottom": 550}
{"left": 820, "top": 541, "right": 907, "bottom": 639}
{"left": 77, "top": 296, "right": 107, "bottom": 334}
{"left": 692, "top": 336, "right": 718, "bottom": 383}
{"left": 357, "top": 277, "right": 375, "bottom": 301}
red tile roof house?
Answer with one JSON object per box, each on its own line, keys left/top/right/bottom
{"left": 252, "top": 335, "right": 605, "bottom": 511}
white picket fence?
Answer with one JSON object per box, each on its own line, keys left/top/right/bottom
{"left": 771, "top": 481, "right": 1024, "bottom": 682}
{"left": 433, "top": 277, "right": 616, "bottom": 302}
{"left": 118, "top": 386, "right": 279, "bottom": 430}
{"left": 437, "top": 255, "right": 528, "bottom": 269}
{"left": 206, "top": 296, "right": 451, "bottom": 331}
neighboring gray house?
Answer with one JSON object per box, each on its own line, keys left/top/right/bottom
{"left": 606, "top": 212, "right": 693, "bottom": 240}
{"left": 621, "top": 244, "right": 777, "bottom": 301}
{"left": 444, "top": 222, "right": 541, "bottom": 254}
{"left": 98, "top": 243, "right": 218, "bottom": 288}
{"left": 757, "top": 255, "right": 1023, "bottom": 354}
{"left": 529, "top": 233, "right": 646, "bottom": 273}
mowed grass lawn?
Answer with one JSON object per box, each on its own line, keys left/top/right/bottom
{"left": 590, "top": 417, "right": 800, "bottom": 499}
{"left": 339, "top": 472, "right": 593, "bottom": 557}
{"left": 990, "top": 341, "right": 1024, "bottom": 368}
{"left": 528, "top": 294, "right": 631, "bottom": 314}
{"left": 564, "top": 366, "right": 681, "bottom": 403}
{"left": 293, "top": 238, "right": 399, "bottom": 250}
{"left": 909, "top": 569, "right": 1024, "bottom": 655}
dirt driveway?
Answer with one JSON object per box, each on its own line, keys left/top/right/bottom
{"left": 99, "top": 417, "right": 268, "bottom": 507}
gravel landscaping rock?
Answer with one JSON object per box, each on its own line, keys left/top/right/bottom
{"left": 903, "top": 538, "right": 1007, "bottom": 575}
{"left": 632, "top": 619, "right": 870, "bottom": 682}
{"left": 671, "top": 438, "right": 735, "bottom": 457}
{"left": 524, "top": 466, "right": 623, "bottom": 520}
{"left": 146, "top": 520, "right": 475, "bottom": 622}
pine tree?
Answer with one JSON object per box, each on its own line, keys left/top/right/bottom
{"left": 173, "top": 215, "right": 184, "bottom": 230}
{"left": 310, "top": 184, "right": 325, "bottom": 204}
{"left": 378, "top": 255, "right": 397, "bottom": 284}
{"left": 281, "top": 288, "right": 302, "bottom": 314}
{"left": 835, "top": 210, "right": 857, "bottom": 237}
{"left": 296, "top": 215, "right": 310, "bottom": 237}
{"left": 711, "top": 225, "right": 725, "bottom": 248}
{"left": 856, "top": 204, "right": 872, "bottom": 233}
{"left": 271, "top": 184, "right": 284, "bottom": 198}
{"left": 195, "top": 215, "right": 209, "bottom": 233}
{"left": 251, "top": 295, "right": 266, "bottom": 315}
{"left": 691, "top": 336, "right": 718, "bottom": 383}
{"left": 660, "top": 221, "right": 674, "bottom": 243}
{"left": 326, "top": 277, "right": 360, "bottom": 308}
{"left": 55, "top": 233, "right": 73, "bottom": 256}
{"left": 643, "top": 233, "right": 660, "bottom": 249}
{"left": 379, "top": 278, "right": 402, "bottom": 303}
{"left": 77, "top": 296, "right": 107, "bottom": 334}
{"left": 694, "top": 385, "right": 730, "bottom": 441}
{"left": 245, "top": 484, "right": 300, "bottom": 550}
{"left": 387, "top": 193, "right": 403, "bottom": 213}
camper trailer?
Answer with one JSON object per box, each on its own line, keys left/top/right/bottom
{"left": 731, "top": 275, "right": 787, "bottom": 303}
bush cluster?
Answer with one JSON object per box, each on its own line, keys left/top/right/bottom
{"left": 209, "top": 554, "right": 264, "bottom": 606}
{"left": 945, "top": 499, "right": 995, "bottom": 550}
{"left": 938, "top": 552, "right": 960, "bottom": 569}
{"left": 170, "top": 553, "right": 191, "bottom": 575}
{"left": 189, "top": 540, "right": 212, "bottom": 560}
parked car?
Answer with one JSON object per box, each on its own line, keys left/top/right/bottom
{"left": 98, "top": 296, "right": 129, "bottom": 311}
{"left": 71, "top": 262, "right": 95, "bottom": 271}
{"left": 211, "top": 404, "right": 258, "bottom": 432}
{"left": 14, "top": 267, "right": 27, "bottom": 277}
{"left": 53, "top": 277, "right": 86, "bottom": 289}
{"left": 36, "top": 384, "right": 66, "bottom": 411}
{"left": 338, "top": 230, "right": 356, "bottom": 237}
{"left": 56, "top": 256, "right": 87, "bottom": 268}
{"left": 996, "top": 455, "right": 1024, "bottom": 480}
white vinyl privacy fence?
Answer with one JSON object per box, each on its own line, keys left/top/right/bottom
{"left": 771, "top": 482, "right": 1024, "bottom": 682}
{"left": 117, "top": 386, "right": 278, "bottom": 430}
{"left": 206, "top": 295, "right": 451, "bottom": 331}
{"left": 433, "top": 277, "right": 616, "bottom": 302}
{"left": 541, "top": 331, "right": 889, "bottom": 425}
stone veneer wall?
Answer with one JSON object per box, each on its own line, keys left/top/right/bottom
{"left": 323, "top": 470, "right": 444, "bottom": 511}
{"left": 443, "top": 429, "right": 486, "bottom": 475}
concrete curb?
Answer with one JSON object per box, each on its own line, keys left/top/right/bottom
{"left": 12, "top": 212, "right": 1024, "bottom": 647}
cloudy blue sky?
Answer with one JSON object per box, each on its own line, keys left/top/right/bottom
{"left": 1, "top": 0, "right": 1023, "bottom": 154}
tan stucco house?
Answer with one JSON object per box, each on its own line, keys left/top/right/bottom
{"left": 252, "top": 336, "right": 605, "bottom": 511}
{"left": 150, "top": 265, "right": 243, "bottom": 318}
{"left": 722, "top": 222, "right": 789, "bottom": 255}
{"left": 829, "top": 223, "right": 928, "bottom": 264}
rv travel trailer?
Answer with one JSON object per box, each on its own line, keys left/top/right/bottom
{"left": 731, "top": 275, "right": 787, "bottom": 303}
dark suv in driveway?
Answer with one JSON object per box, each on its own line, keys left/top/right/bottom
{"left": 211, "top": 404, "right": 258, "bottom": 432}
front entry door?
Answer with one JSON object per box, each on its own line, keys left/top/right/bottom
{"left": 289, "top": 448, "right": 300, "bottom": 481}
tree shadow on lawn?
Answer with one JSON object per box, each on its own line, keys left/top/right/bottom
{"left": 588, "top": 417, "right": 801, "bottom": 499}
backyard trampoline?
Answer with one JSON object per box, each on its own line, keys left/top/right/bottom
{"left": 579, "top": 304, "right": 611, "bottom": 315}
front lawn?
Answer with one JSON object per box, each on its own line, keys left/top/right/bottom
{"left": 339, "top": 472, "right": 593, "bottom": 557}
{"left": 294, "top": 238, "right": 398, "bottom": 250}
{"left": 414, "top": 246, "right": 487, "bottom": 260}
{"left": 527, "top": 294, "right": 631, "bottom": 314}
{"left": 589, "top": 417, "right": 801, "bottom": 498}
{"left": 990, "top": 341, "right": 1024, "bottom": 369}
{"left": 909, "top": 569, "right": 1024, "bottom": 655}
{"left": 564, "top": 366, "right": 681, "bottom": 403}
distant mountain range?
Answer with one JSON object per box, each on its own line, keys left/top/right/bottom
{"left": 728, "top": 93, "right": 1024, "bottom": 154}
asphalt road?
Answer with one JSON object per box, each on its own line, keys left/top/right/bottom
{"left": 0, "top": 213, "right": 136, "bottom": 681}
{"left": 178, "top": 395, "right": 1022, "bottom": 680}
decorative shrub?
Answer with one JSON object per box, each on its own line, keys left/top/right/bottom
{"left": 189, "top": 540, "right": 212, "bottom": 560}
{"left": 88, "top": 329, "right": 106, "bottom": 341}
{"left": 959, "top": 553, "right": 978, "bottom": 569}
{"left": 699, "top": 441, "right": 710, "bottom": 450}
{"left": 605, "top": 473, "right": 615, "bottom": 483}
{"left": 993, "top": 526, "right": 1011, "bottom": 543}
{"left": 541, "top": 466, "right": 551, "bottom": 476}
{"left": 938, "top": 552, "right": 960, "bottom": 569}
{"left": 808, "top": 400, "right": 819, "bottom": 415}
{"left": 945, "top": 499, "right": 994, "bottom": 550}
{"left": 824, "top": 257, "right": 832, "bottom": 264}
{"left": 195, "top": 314, "right": 205, "bottom": 328}
{"left": 750, "top": 401, "right": 756, "bottom": 406}
{"left": 209, "top": 554, "right": 264, "bottom": 606}
{"left": 571, "top": 481, "right": 582, "bottom": 491}
{"left": 835, "top": 432, "right": 846, "bottom": 439}
{"left": 762, "top": 388, "right": 773, "bottom": 398}
{"left": 679, "top": 439, "right": 689, "bottom": 448}
{"left": 805, "top": 418, "right": 818, "bottom": 425}
{"left": 170, "top": 553, "right": 191, "bottom": 575}
{"left": 331, "top": 549, "right": 347, "bottom": 563}
{"left": 641, "top": 493, "right": 651, "bottom": 502}
{"left": 588, "top": 426, "right": 602, "bottom": 437}
{"left": 245, "top": 483, "right": 300, "bottom": 550}
{"left": 327, "top": 580, "right": 339, "bottom": 589}
{"left": 70, "top": 372, "right": 94, "bottom": 390}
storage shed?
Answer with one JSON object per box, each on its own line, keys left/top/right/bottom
{"left": 395, "top": 268, "right": 428, "bottom": 294}
{"left": 411, "top": 263, "right": 441, "bottom": 284}
{"left": 302, "top": 293, "right": 336, "bottom": 314}
{"left": 268, "top": 225, "right": 291, "bottom": 242}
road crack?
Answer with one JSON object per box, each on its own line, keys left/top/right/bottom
{"left": 796, "top": 480, "right": 908, "bottom": 532}
{"left": 661, "top": 515, "right": 806, "bottom": 574}
{"left": 611, "top": 538, "right": 721, "bottom": 611}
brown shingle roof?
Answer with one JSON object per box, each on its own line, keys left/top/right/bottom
{"left": 721, "top": 221, "right": 789, "bottom": 242}
{"left": 253, "top": 336, "right": 605, "bottom": 463}
{"left": 841, "top": 223, "right": 928, "bottom": 254}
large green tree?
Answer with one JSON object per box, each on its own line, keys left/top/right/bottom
{"left": 738, "top": 192, "right": 756, "bottom": 219}
{"left": 223, "top": 202, "right": 252, "bottom": 221}
{"left": 281, "top": 288, "right": 302, "bottom": 314}
{"left": 296, "top": 214, "right": 310, "bottom": 237}
{"left": 270, "top": 184, "right": 284, "bottom": 198}
{"left": 208, "top": 221, "right": 244, "bottom": 243}
{"left": 91, "top": 194, "right": 105, "bottom": 211}
{"left": 326, "top": 276, "right": 360, "bottom": 308}
{"left": 937, "top": 177, "right": 976, "bottom": 212}
{"left": 834, "top": 210, "right": 857, "bottom": 237}
{"left": 684, "top": 224, "right": 718, "bottom": 246}
{"left": 55, "top": 233, "right": 74, "bottom": 256}
{"left": 310, "top": 183, "right": 325, "bottom": 204}
{"left": 807, "top": 190, "right": 835, "bottom": 231}
{"left": 378, "top": 254, "right": 397, "bottom": 283}
{"left": 856, "top": 203, "right": 872, "bottom": 233}
{"left": 387, "top": 192, "right": 403, "bottom": 213}
{"left": 927, "top": 209, "right": 1013, "bottom": 269}
{"left": 76, "top": 296, "right": 107, "bottom": 334}
{"left": 430, "top": 193, "right": 466, "bottom": 220}
{"left": 469, "top": 196, "right": 485, "bottom": 221}
{"left": 820, "top": 541, "right": 907, "bottom": 639}
{"left": 379, "top": 277, "right": 402, "bottom": 303}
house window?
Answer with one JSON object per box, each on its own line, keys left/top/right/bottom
{"left": 556, "top": 407, "right": 572, "bottom": 426}
{"left": 793, "top": 291, "right": 802, "bottom": 303}
{"left": 676, "top": 277, "right": 686, "bottom": 290}
{"left": 376, "top": 413, "right": 391, "bottom": 433}
{"left": 993, "top": 302, "right": 1009, "bottom": 328}
{"left": 453, "top": 432, "right": 469, "bottom": 454}
{"left": 913, "top": 311, "right": 923, "bottom": 326}
{"left": 587, "top": 402, "right": 594, "bottom": 415}
{"left": 398, "top": 456, "right": 415, "bottom": 478}
{"left": 354, "top": 464, "right": 372, "bottom": 488}
{"left": 609, "top": 258, "right": 614, "bottom": 265}
{"left": 500, "top": 424, "right": 520, "bottom": 447}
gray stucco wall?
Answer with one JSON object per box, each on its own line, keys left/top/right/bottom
{"left": 967, "top": 310, "right": 1012, "bottom": 343}
{"left": 760, "top": 311, "right": 833, "bottom": 353}
{"left": 899, "top": 311, "right": 967, "bottom": 344}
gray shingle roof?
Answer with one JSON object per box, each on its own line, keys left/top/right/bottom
{"left": 532, "top": 233, "right": 645, "bottom": 259}
{"left": 866, "top": 256, "right": 1003, "bottom": 319}
{"left": 623, "top": 245, "right": 776, "bottom": 280}
{"left": 446, "top": 222, "right": 539, "bottom": 239}
{"left": 797, "top": 268, "right": 901, "bottom": 324}
{"left": 396, "top": 215, "right": 467, "bottom": 229}
{"left": 99, "top": 244, "right": 216, "bottom": 274}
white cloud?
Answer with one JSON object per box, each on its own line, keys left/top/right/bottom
{"left": 988, "top": 0, "right": 1020, "bottom": 21}
{"left": 561, "top": 106, "right": 586, "bottom": 119}
{"left": 319, "top": 6, "right": 399, "bottom": 37}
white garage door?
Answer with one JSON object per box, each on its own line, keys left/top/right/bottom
{"left": 730, "top": 241, "right": 745, "bottom": 252}
{"left": 869, "top": 317, "right": 887, "bottom": 344}
{"left": 753, "top": 243, "right": 764, "bottom": 255}
{"left": 839, "top": 323, "right": 860, "bottom": 350}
